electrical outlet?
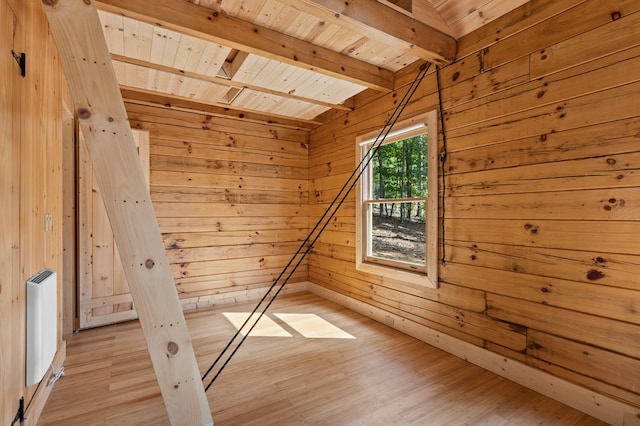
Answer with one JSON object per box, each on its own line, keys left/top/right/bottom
{"left": 384, "top": 315, "right": 394, "bottom": 327}
{"left": 44, "top": 213, "right": 53, "bottom": 232}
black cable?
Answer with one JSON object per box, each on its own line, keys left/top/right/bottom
{"left": 202, "top": 61, "right": 432, "bottom": 385}
{"left": 202, "top": 62, "right": 432, "bottom": 390}
{"left": 203, "top": 62, "right": 432, "bottom": 388}
{"left": 10, "top": 397, "right": 24, "bottom": 426}
{"left": 435, "top": 66, "right": 448, "bottom": 266}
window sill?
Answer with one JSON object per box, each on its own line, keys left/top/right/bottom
{"left": 356, "top": 261, "right": 438, "bottom": 289}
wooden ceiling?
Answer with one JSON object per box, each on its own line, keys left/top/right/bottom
{"left": 95, "top": 0, "right": 529, "bottom": 128}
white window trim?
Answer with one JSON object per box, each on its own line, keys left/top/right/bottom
{"left": 355, "top": 111, "right": 439, "bottom": 289}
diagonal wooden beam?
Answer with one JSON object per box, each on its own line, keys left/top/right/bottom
{"left": 41, "top": 1, "right": 213, "bottom": 424}
{"left": 95, "top": 0, "right": 394, "bottom": 92}
{"left": 278, "top": 0, "right": 457, "bottom": 65}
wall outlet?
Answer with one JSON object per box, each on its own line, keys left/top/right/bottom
{"left": 384, "top": 315, "right": 394, "bottom": 327}
{"left": 44, "top": 213, "right": 53, "bottom": 232}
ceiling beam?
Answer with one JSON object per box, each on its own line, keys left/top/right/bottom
{"left": 121, "top": 86, "right": 325, "bottom": 129}
{"left": 95, "top": 0, "right": 394, "bottom": 92}
{"left": 121, "top": 85, "right": 327, "bottom": 124}
{"left": 111, "top": 53, "right": 353, "bottom": 112}
{"left": 41, "top": 1, "right": 213, "bottom": 424}
{"left": 279, "top": 0, "right": 457, "bottom": 65}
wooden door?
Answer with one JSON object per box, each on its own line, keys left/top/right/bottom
{"left": 77, "top": 128, "right": 150, "bottom": 328}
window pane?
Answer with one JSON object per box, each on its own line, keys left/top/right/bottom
{"left": 371, "top": 135, "right": 428, "bottom": 200}
{"left": 369, "top": 201, "right": 426, "bottom": 266}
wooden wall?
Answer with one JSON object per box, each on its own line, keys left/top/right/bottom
{"left": 0, "top": 0, "right": 65, "bottom": 424}
{"left": 309, "top": 0, "right": 640, "bottom": 412}
{"left": 126, "top": 103, "right": 310, "bottom": 309}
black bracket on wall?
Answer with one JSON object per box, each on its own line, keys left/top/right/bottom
{"left": 11, "top": 50, "right": 26, "bottom": 77}
{"left": 10, "top": 397, "right": 25, "bottom": 425}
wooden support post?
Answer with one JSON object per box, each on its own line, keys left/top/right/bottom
{"left": 41, "top": 1, "right": 213, "bottom": 424}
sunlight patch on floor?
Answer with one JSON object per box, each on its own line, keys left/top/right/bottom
{"left": 223, "top": 312, "right": 292, "bottom": 337}
{"left": 274, "top": 313, "right": 355, "bottom": 339}
{"left": 223, "top": 312, "right": 356, "bottom": 339}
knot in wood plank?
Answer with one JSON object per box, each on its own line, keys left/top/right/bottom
{"left": 77, "top": 108, "right": 91, "bottom": 120}
{"left": 167, "top": 341, "right": 179, "bottom": 357}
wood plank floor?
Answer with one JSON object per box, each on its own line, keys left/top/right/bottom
{"left": 39, "top": 292, "right": 607, "bottom": 425}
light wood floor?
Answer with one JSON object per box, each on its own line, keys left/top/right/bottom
{"left": 40, "top": 292, "right": 607, "bottom": 425}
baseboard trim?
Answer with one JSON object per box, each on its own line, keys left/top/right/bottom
{"left": 24, "top": 341, "right": 66, "bottom": 426}
{"left": 308, "top": 283, "right": 640, "bottom": 426}
{"left": 180, "top": 281, "right": 309, "bottom": 311}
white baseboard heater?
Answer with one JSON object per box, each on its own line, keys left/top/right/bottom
{"left": 26, "top": 269, "right": 57, "bottom": 387}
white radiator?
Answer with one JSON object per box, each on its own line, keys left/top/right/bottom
{"left": 26, "top": 269, "right": 57, "bottom": 387}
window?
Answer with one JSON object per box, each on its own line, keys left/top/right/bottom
{"left": 355, "top": 111, "right": 438, "bottom": 288}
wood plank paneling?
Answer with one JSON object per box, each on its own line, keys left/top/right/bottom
{"left": 153, "top": 202, "right": 308, "bottom": 218}
{"left": 487, "top": 294, "right": 640, "bottom": 378}
{"left": 157, "top": 216, "right": 308, "bottom": 233}
{"left": 152, "top": 186, "right": 307, "bottom": 205}
{"left": 151, "top": 170, "right": 306, "bottom": 192}
{"left": 446, "top": 117, "right": 640, "bottom": 175}
{"left": 164, "top": 229, "right": 306, "bottom": 249}
{"left": 308, "top": 0, "right": 640, "bottom": 415}
{"left": 446, "top": 241, "right": 640, "bottom": 291}
{"left": 0, "top": 1, "right": 65, "bottom": 424}
{"left": 128, "top": 103, "right": 310, "bottom": 308}
{"left": 445, "top": 80, "right": 640, "bottom": 151}
{"left": 308, "top": 252, "right": 486, "bottom": 313}
{"left": 0, "top": 1, "right": 20, "bottom": 423}
{"left": 446, "top": 188, "right": 640, "bottom": 221}
{"left": 88, "top": 90, "right": 312, "bottom": 322}
{"left": 446, "top": 49, "right": 640, "bottom": 131}
{"left": 441, "top": 262, "right": 640, "bottom": 325}
{"left": 151, "top": 155, "right": 308, "bottom": 179}
{"left": 527, "top": 330, "right": 640, "bottom": 395}
{"left": 151, "top": 140, "right": 308, "bottom": 168}
{"left": 479, "top": 0, "right": 640, "bottom": 71}
{"left": 454, "top": 0, "right": 588, "bottom": 59}
{"left": 125, "top": 101, "right": 310, "bottom": 139}
{"left": 530, "top": 8, "right": 640, "bottom": 78}
{"left": 138, "top": 123, "right": 309, "bottom": 157}
{"left": 445, "top": 218, "right": 640, "bottom": 255}
{"left": 449, "top": 153, "right": 640, "bottom": 196}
